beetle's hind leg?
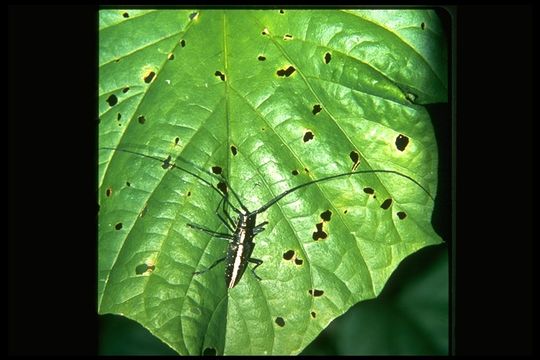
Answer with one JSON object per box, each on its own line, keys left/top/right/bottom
{"left": 248, "top": 258, "right": 264, "bottom": 281}
{"left": 193, "top": 257, "right": 226, "bottom": 275}
{"left": 186, "top": 223, "right": 233, "bottom": 240}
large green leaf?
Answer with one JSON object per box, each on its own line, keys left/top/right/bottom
{"left": 98, "top": 9, "right": 446, "bottom": 355}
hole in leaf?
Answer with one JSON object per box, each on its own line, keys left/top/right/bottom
{"left": 397, "top": 211, "right": 407, "bottom": 220}
{"left": 105, "top": 187, "right": 112, "bottom": 197}
{"left": 212, "top": 166, "right": 222, "bottom": 174}
{"left": 135, "top": 264, "right": 147, "bottom": 275}
{"left": 304, "top": 168, "right": 310, "bottom": 173}
{"left": 189, "top": 12, "right": 199, "bottom": 21}
{"left": 380, "top": 198, "right": 393, "bottom": 210}
{"left": 106, "top": 94, "right": 118, "bottom": 107}
{"left": 395, "top": 134, "right": 409, "bottom": 151}
{"left": 122, "top": 12, "right": 129, "bottom": 18}
{"left": 283, "top": 34, "right": 293, "bottom": 40}
{"left": 291, "top": 169, "right": 299, "bottom": 176}
{"left": 217, "top": 181, "right": 228, "bottom": 194}
{"left": 312, "top": 222, "right": 327, "bottom": 241}
{"left": 275, "top": 317, "right": 285, "bottom": 327}
{"left": 117, "top": 113, "right": 121, "bottom": 121}
{"left": 162, "top": 155, "right": 172, "bottom": 169}
{"left": 140, "top": 204, "right": 148, "bottom": 217}
{"left": 324, "top": 52, "right": 332, "bottom": 64}
{"left": 230, "top": 145, "right": 238, "bottom": 156}
{"left": 135, "top": 263, "right": 155, "bottom": 275}
{"left": 283, "top": 250, "right": 295, "bottom": 260}
{"left": 279, "top": 9, "right": 284, "bottom": 14}
{"left": 174, "top": 137, "right": 180, "bottom": 145}
{"left": 180, "top": 39, "right": 186, "bottom": 47}
{"left": 115, "top": 223, "right": 123, "bottom": 230}
{"left": 122, "top": 87, "right": 129, "bottom": 93}
{"left": 350, "top": 151, "right": 360, "bottom": 171}
{"left": 343, "top": 209, "right": 348, "bottom": 214}
{"left": 261, "top": 28, "right": 269, "bottom": 35}
{"left": 421, "top": 22, "right": 425, "bottom": 30}
{"left": 294, "top": 258, "right": 303, "bottom": 266}
{"left": 203, "top": 348, "right": 216, "bottom": 356}
{"left": 312, "top": 104, "right": 322, "bottom": 115}
{"left": 214, "top": 70, "right": 226, "bottom": 81}
{"left": 168, "top": 53, "right": 175, "bottom": 60}
{"left": 138, "top": 115, "right": 146, "bottom": 124}
{"left": 258, "top": 55, "right": 266, "bottom": 61}
{"left": 276, "top": 66, "right": 296, "bottom": 77}
{"left": 143, "top": 71, "right": 155, "bottom": 84}
{"left": 126, "top": 181, "right": 131, "bottom": 187}
{"left": 363, "top": 187, "right": 374, "bottom": 195}
{"left": 303, "top": 131, "right": 314, "bottom": 142}
{"left": 320, "top": 210, "right": 332, "bottom": 222}
{"left": 114, "top": 58, "right": 121, "bottom": 63}
{"left": 311, "top": 311, "right": 317, "bottom": 318}
{"left": 187, "top": 191, "right": 191, "bottom": 197}
{"left": 308, "top": 289, "right": 324, "bottom": 297}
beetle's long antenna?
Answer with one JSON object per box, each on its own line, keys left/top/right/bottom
{"left": 99, "top": 147, "right": 242, "bottom": 214}
{"left": 254, "top": 169, "right": 434, "bottom": 215}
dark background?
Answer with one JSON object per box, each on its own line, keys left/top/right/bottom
{"left": 8, "top": 5, "right": 533, "bottom": 356}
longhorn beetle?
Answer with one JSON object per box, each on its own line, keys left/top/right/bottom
{"left": 99, "top": 147, "right": 434, "bottom": 289}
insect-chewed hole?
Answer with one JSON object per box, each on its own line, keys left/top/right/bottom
{"left": 291, "top": 169, "right": 299, "bottom": 176}
{"left": 180, "top": 39, "right": 186, "bottom": 47}
{"left": 117, "top": 113, "right": 122, "bottom": 121}
{"left": 211, "top": 166, "right": 222, "bottom": 174}
{"left": 174, "top": 137, "right": 180, "bottom": 145}
{"left": 303, "top": 131, "right": 314, "bottom": 142}
{"left": 106, "top": 94, "right": 118, "bottom": 107}
{"left": 421, "top": 22, "right": 425, "bottom": 30}
{"left": 168, "top": 53, "right": 175, "bottom": 60}
{"left": 214, "top": 70, "right": 226, "bottom": 81}
{"left": 230, "top": 145, "right": 238, "bottom": 156}
{"left": 343, "top": 209, "right": 348, "bottom": 214}
{"left": 189, "top": 11, "right": 199, "bottom": 21}
{"left": 363, "top": 187, "right": 374, "bottom": 195}
{"left": 395, "top": 134, "right": 409, "bottom": 151}
{"left": 283, "top": 34, "right": 293, "bottom": 40}
{"left": 320, "top": 210, "right": 332, "bottom": 222}
{"left": 283, "top": 250, "right": 295, "bottom": 260}
{"left": 140, "top": 204, "right": 148, "bottom": 217}
{"left": 135, "top": 263, "right": 155, "bottom": 275}
{"left": 161, "top": 155, "right": 172, "bottom": 169}
{"left": 304, "top": 167, "right": 310, "bottom": 173}
{"left": 122, "top": 87, "right": 129, "bottom": 93}
{"left": 294, "top": 258, "right": 303, "bottom": 266}
{"left": 308, "top": 289, "right": 324, "bottom": 297}
{"left": 258, "top": 55, "right": 266, "bottom": 61}
{"left": 279, "top": 9, "right": 285, "bottom": 14}
{"left": 143, "top": 71, "right": 156, "bottom": 84}
{"left": 324, "top": 52, "right": 332, "bottom": 64}
{"left": 312, "top": 222, "right": 327, "bottom": 241}
{"left": 312, "top": 104, "right": 322, "bottom": 115}
{"left": 397, "top": 211, "right": 407, "bottom": 220}
{"left": 275, "top": 317, "right": 285, "bottom": 327}
{"left": 115, "top": 223, "right": 123, "bottom": 230}
{"left": 380, "top": 198, "right": 393, "bottom": 210}
{"left": 311, "top": 311, "right": 317, "bottom": 318}
{"left": 203, "top": 347, "right": 216, "bottom": 356}
{"left": 187, "top": 191, "right": 191, "bottom": 197}
{"left": 138, "top": 115, "right": 146, "bottom": 124}
{"left": 261, "top": 28, "right": 269, "bottom": 35}
{"left": 105, "top": 187, "right": 112, "bottom": 197}
{"left": 217, "top": 181, "right": 228, "bottom": 194}
{"left": 276, "top": 66, "right": 296, "bottom": 77}
{"left": 349, "top": 151, "right": 360, "bottom": 170}
{"left": 126, "top": 181, "right": 131, "bottom": 187}
{"left": 122, "top": 12, "right": 129, "bottom": 18}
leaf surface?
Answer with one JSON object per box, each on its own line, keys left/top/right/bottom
{"left": 98, "top": 9, "right": 446, "bottom": 355}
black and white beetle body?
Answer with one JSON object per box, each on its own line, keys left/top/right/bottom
{"left": 100, "top": 147, "right": 434, "bottom": 289}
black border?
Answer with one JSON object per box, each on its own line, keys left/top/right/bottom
{"left": 8, "top": 4, "right": 534, "bottom": 356}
